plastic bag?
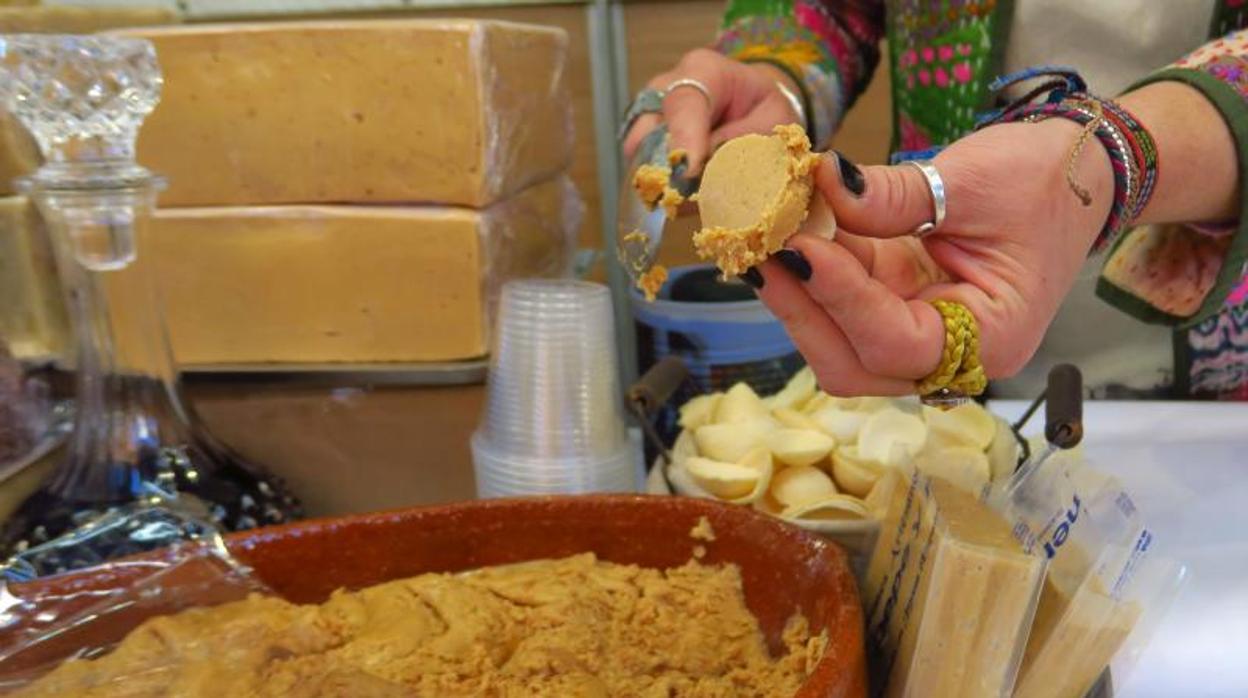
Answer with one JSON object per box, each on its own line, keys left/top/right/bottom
{"left": 0, "top": 525, "right": 267, "bottom": 693}
{"left": 863, "top": 469, "right": 1048, "bottom": 698}
{"left": 993, "top": 447, "right": 1186, "bottom": 698}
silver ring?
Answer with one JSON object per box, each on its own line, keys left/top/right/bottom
{"left": 663, "top": 78, "right": 713, "bottom": 108}
{"left": 774, "top": 81, "right": 807, "bottom": 134}
{"left": 618, "top": 87, "right": 666, "bottom": 142}
{"left": 904, "top": 159, "right": 946, "bottom": 238}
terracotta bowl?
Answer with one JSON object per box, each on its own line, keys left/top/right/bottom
{"left": 6, "top": 495, "right": 867, "bottom": 697}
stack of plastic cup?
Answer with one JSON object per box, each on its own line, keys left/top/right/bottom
{"left": 472, "top": 279, "right": 639, "bottom": 498}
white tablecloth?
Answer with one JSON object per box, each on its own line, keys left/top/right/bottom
{"left": 990, "top": 401, "right": 1248, "bottom": 698}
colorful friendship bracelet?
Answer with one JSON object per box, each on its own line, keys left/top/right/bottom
{"left": 975, "top": 67, "right": 1159, "bottom": 253}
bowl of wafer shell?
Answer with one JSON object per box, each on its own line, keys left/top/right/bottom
{"left": 648, "top": 367, "right": 1022, "bottom": 559}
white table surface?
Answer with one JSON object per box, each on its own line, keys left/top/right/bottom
{"left": 990, "top": 401, "right": 1248, "bottom": 698}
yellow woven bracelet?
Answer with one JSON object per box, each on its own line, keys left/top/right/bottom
{"left": 916, "top": 300, "right": 988, "bottom": 398}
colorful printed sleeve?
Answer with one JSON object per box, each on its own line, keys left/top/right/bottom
{"left": 1097, "top": 30, "right": 1248, "bottom": 397}
{"left": 715, "top": 0, "right": 886, "bottom": 150}
{"left": 1097, "top": 30, "right": 1248, "bottom": 328}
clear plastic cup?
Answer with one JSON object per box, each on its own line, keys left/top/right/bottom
{"left": 482, "top": 279, "right": 626, "bottom": 458}
{"left": 472, "top": 434, "right": 637, "bottom": 498}
{"left": 474, "top": 279, "right": 635, "bottom": 498}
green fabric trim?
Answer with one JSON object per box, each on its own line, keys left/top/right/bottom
{"left": 1172, "top": 327, "right": 1193, "bottom": 397}
{"left": 1094, "top": 275, "right": 1187, "bottom": 326}
{"left": 723, "top": 0, "right": 792, "bottom": 27}
{"left": 1097, "top": 67, "right": 1248, "bottom": 329}
{"left": 983, "top": 0, "right": 1017, "bottom": 111}
{"left": 886, "top": 33, "right": 902, "bottom": 152}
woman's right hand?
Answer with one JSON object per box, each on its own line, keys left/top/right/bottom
{"left": 622, "top": 48, "right": 804, "bottom": 176}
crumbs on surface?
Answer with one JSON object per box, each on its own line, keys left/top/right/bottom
{"left": 690, "top": 515, "right": 717, "bottom": 542}
{"left": 620, "top": 229, "right": 650, "bottom": 275}
{"left": 620, "top": 229, "right": 667, "bottom": 301}
{"left": 660, "top": 186, "right": 684, "bottom": 218}
{"left": 668, "top": 148, "right": 688, "bottom": 167}
{"left": 692, "top": 225, "right": 770, "bottom": 278}
{"left": 633, "top": 164, "right": 671, "bottom": 209}
{"left": 638, "top": 264, "right": 668, "bottom": 302}
{"left": 633, "top": 163, "right": 685, "bottom": 218}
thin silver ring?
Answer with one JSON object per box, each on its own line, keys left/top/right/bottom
{"left": 774, "top": 81, "right": 807, "bottom": 134}
{"left": 904, "top": 159, "right": 947, "bottom": 238}
{"left": 664, "top": 78, "right": 713, "bottom": 108}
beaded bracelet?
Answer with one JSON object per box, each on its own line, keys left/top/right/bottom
{"left": 975, "top": 67, "right": 1158, "bottom": 252}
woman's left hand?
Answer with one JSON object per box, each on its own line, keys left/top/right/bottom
{"left": 753, "top": 118, "right": 1112, "bottom": 396}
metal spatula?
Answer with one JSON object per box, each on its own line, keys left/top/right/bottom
{"left": 616, "top": 124, "right": 699, "bottom": 285}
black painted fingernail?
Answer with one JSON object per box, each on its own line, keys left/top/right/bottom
{"left": 775, "top": 249, "right": 812, "bottom": 281}
{"left": 835, "top": 150, "right": 866, "bottom": 197}
{"left": 739, "top": 267, "right": 764, "bottom": 289}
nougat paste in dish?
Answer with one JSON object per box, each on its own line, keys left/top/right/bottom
{"left": 694, "top": 124, "right": 826, "bottom": 277}
{"left": 19, "top": 554, "right": 823, "bottom": 697}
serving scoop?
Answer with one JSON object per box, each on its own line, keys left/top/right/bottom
{"left": 616, "top": 124, "right": 699, "bottom": 284}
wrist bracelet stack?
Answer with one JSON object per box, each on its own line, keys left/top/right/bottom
{"left": 975, "top": 66, "right": 1159, "bottom": 253}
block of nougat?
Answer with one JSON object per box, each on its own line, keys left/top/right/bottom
{"left": 108, "top": 20, "right": 573, "bottom": 208}
{"left": 138, "top": 176, "right": 579, "bottom": 365}
{"left": 0, "top": 6, "right": 180, "bottom": 195}
{"left": 0, "top": 197, "right": 69, "bottom": 361}
{"left": 0, "top": 112, "right": 37, "bottom": 198}
{"left": 863, "top": 471, "right": 1046, "bottom": 698}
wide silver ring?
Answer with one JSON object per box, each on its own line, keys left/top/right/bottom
{"left": 618, "top": 87, "right": 666, "bottom": 142}
{"left": 663, "top": 77, "right": 713, "bottom": 108}
{"left": 904, "top": 159, "right": 947, "bottom": 238}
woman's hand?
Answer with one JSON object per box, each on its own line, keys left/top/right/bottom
{"left": 622, "top": 48, "right": 803, "bottom": 175}
{"left": 753, "top": 118, "right": 1114, "bottom": 396}
{"left": 751, "top": 79, "right": 1240, "bottom": 397}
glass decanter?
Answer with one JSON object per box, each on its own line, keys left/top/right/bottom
{"left": 0, "top": 35, "right": 301, "bottom": 569}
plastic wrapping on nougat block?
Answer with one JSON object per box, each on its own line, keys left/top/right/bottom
{"left": 997, "top": 450, "right": 1186, "bottom": 698}
{"left": 108, "top": 19, "right": 573, "bottom": 208}
{"left": 0, "top": 112, "right": 38, "bottom": 198}
{"left": 134, "top": 175, "right": 581, "bottom": 366}
{"left": 0, "top": 536, "right": 271, "bottom": 693}
{"left": 863, "top": 470, "right": 1046, "bottom": 698}
{"left": 0, "top": 197, "right": 69, "bottom": 361}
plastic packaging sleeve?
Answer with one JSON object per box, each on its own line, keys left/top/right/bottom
{"left": 479, "top": 174, "right": 584, "bottom": 352}
{"left": 0, "top": 341, "right": 55, "bottom": 468}
{"left": 997, "top": 448, "right": 1187, "bottom": 698}
{"left": 863, "top": 470, "right": 1048, "bottom": 698}
{"left": 0, "top": 345, "right": 35, "bottom": 464}
{"left": 0, "top": 533, "right": 268, "bottom": 692}
{"left": 109, "top": 19, "right": 571, "bottom": 208}
{"left": 0, "top": 197, "right": 69, "bottom": 363}
{"left": 476, "top": 21, "right": 576, "bottom": 205}
{"left": 0, "top": 112, "right": 39, "bottom": 198}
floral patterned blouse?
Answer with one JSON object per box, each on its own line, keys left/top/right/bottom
{"left": 714, "top": 0, "right": 1248, "bottom": 399}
